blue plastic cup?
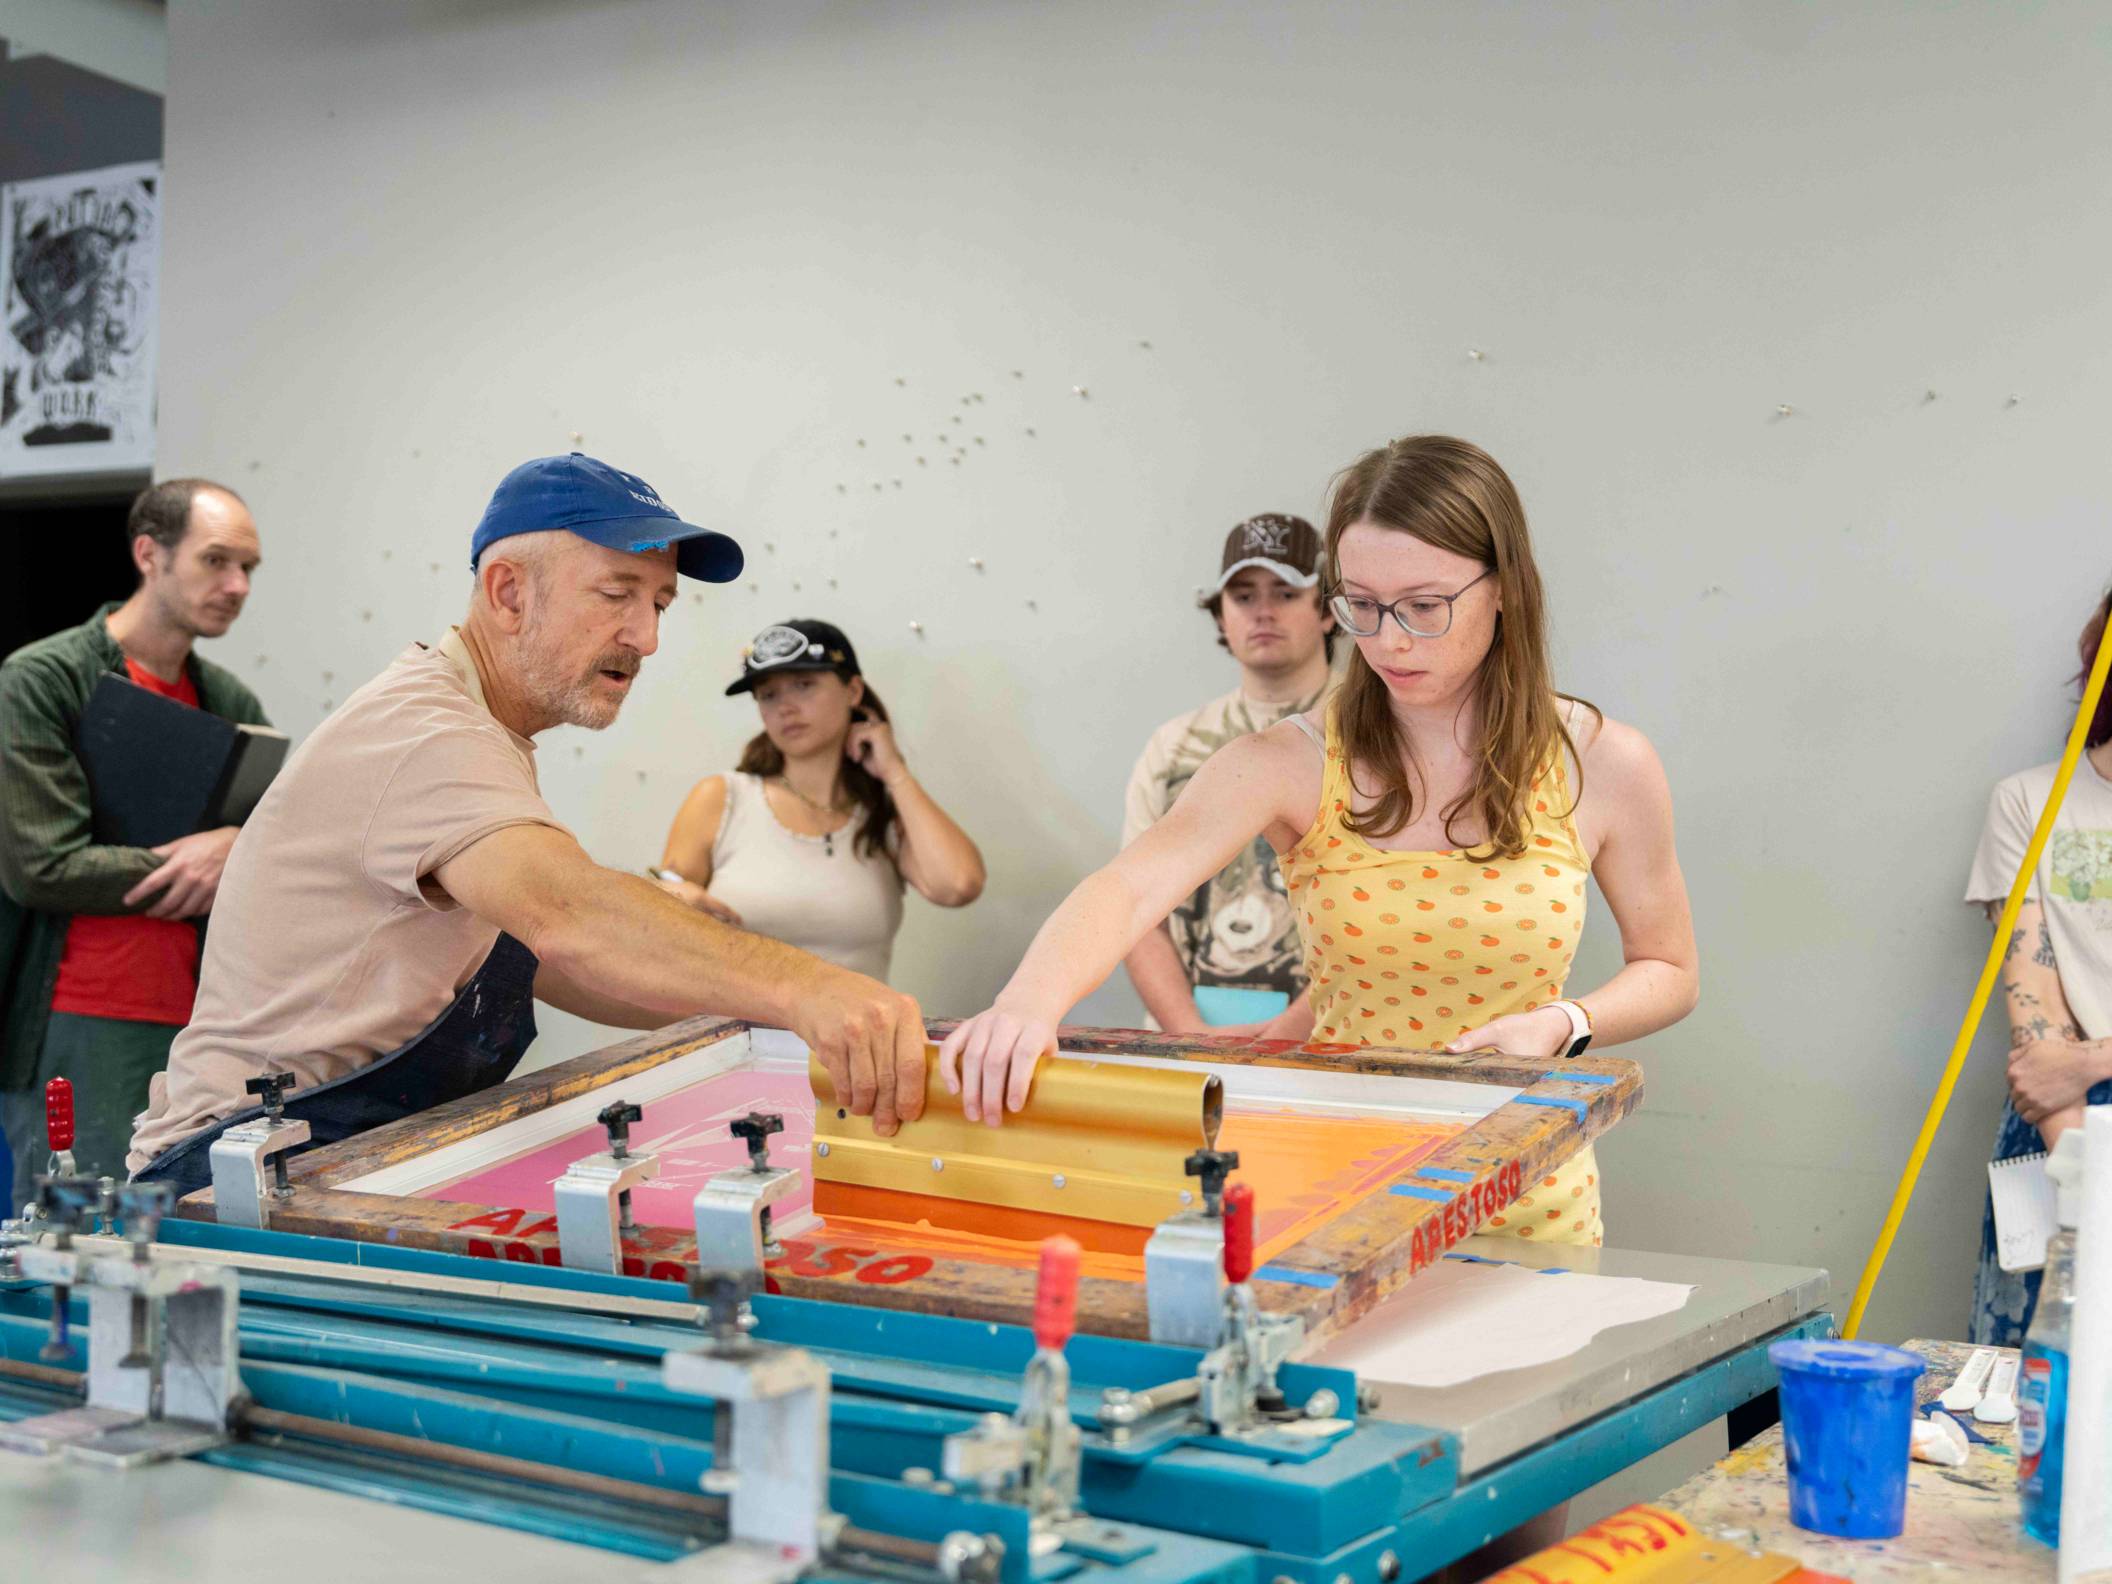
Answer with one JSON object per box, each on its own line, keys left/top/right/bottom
{"left": 1770, "top": 1339, "right": 1927, "bottom": 1539}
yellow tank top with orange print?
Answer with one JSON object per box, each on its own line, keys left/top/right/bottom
{"left": 1278, "top": 712, "right": 1604, "bottom": 1246}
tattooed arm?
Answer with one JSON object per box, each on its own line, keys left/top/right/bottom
{"left": 1989, "top": 899, "right": 2112, "bottom": 1144}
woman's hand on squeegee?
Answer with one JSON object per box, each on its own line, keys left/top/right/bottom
{"left": 939, "top": 734, "right": 1301, "bottom": 1126}
{"left": 939, "top": 1000, "right": 1058, "bottom": 1127}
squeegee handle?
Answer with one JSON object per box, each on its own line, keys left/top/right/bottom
{"left": 1222, "top": 1182, "right": 1255, "bottom": 1284}
{"left": 45, "top": 1078, "right": 75, "bottom": 1153}
{"left": 1032, "top": 1236, "right": 1082, "bottom": 1350}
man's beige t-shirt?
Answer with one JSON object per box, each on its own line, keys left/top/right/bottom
{"left": 128, "top": 631, "right": 567, "bottom": 1171}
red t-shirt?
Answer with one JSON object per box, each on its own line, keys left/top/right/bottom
{"left": 50, "top": 659, "right": 206, "bottom": 1026}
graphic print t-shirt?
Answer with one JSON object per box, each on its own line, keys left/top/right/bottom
{"left": 1123, "top": 682, "right": 1331, "bottom": 996}
{"left": 1966, "top": 755, "right": 2112, "bottom": 1040}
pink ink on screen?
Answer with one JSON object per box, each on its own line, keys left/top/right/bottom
{"left": 422, "top": 1068, "right": 818, "bottom": 1232}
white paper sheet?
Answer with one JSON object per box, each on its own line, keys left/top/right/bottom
{"left": 1312, "top": 1257, "right": 1694, "bottom": 1389}
{"left": 2060, "top": 1107, "right": 2112, "bottom": 1583}
{"left": 1990, "top": 1151, "right": 2059, "bottom": 1272}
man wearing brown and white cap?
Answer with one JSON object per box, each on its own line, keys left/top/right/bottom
{"left": 1119, "top": 514, "right": 1338, "bottom": 1038}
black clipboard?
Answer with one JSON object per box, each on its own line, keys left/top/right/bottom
{"left": 74, "top": 673, "right": 289, "bottom": 848}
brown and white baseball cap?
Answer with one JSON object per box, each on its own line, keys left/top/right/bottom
{"left": 1197, "top": 513, "right": 1322, "bottom": 605}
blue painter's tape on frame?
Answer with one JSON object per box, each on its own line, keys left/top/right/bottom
{"left": 1516, "top": 1094, "right": 1589, "bottom": 1121}
{"left": 1418, "top": 1167, "right": 1476, "bottom": 1182}
{"left": 1541, "top": 1070, "right": 1618, "bottom": 1087}
{"left": 1389, "top": 1183, "right": 1456, "bottom": 1202}
{"left": 1442, "top": 1253, "right": 1568, "bottom": 1273}
{"left": 1254, "top": 1264, "right": 1338, "bottom": 1289}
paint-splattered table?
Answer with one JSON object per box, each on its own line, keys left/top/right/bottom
{"left": 1659, "top": 1339, "right": 2053, "bottom": 1582}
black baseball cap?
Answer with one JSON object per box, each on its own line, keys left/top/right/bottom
{"left": 725, "top": 619, "right": 862, "bottom": 696}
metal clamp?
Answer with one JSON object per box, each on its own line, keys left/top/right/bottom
{"left": 942, "top": 1238, "right": 1084, "bottom": 1534}
{"left": 44, "top": 1077, "right": 77, "bottom": 1182}
{"left": 2, "top": 1181, "right": 241, "bottom": 1468}
{"left": 1196, "top": 1183, "right": 1304, "bottom": 1437}
{"left": 692, "top": 1112, "right": 798, "bottom": 1273}
{"left": 1143, "top": 1148, "right": 1240, "bottom": 1347}
{"left": 209, "top": 1074, "right": 311, "bottom": 1230}
{"left": 5, "top": 1084, "right": 89, "bottom": 1254}
{"left": 1111, "top": 1183, "right": 1330, "bottom": 1456}
{"left": 662, "top": 1267, "right": 833, "bottom": 1563}
{"left": 21, "top": 1177, "right": 102, "bottom": 1362}
{"left": 554, "top": 1100, "right": 662, "bottom": 1274}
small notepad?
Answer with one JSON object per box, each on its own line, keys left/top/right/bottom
{"left": 1989, "top": 1151, "right": 2059, "bottom": 1273}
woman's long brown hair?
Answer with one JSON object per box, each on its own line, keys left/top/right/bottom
{"left": 736, "top": 680, "right": 901, "bottom": 866}
{"left": 2079, "top": 585, "right": 2112, "bottom": 750}
{"left": 1326, "top": 435, "right": 1597, "bottom": 860}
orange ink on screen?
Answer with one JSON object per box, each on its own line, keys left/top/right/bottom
{"left": 429, "top": 1066, "right": 1463, "bottom": 1283}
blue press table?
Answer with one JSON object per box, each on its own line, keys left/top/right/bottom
{"left": 0, "top": 1231, "right": 1829, "bottom": 1581}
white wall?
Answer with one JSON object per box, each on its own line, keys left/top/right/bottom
{"left": 0, "top": 0, "right": 164, "bottom": 92}
{"left": 155, "top": 0, "right": 2112, "bottom": 1344}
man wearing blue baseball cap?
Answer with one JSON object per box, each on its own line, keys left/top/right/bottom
{"left": 131, "top": 455, "right": 929, "bottom": 1190}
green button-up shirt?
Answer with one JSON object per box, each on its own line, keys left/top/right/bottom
{"left": 0, "top": 604, "right": 268, "bottom": 1088}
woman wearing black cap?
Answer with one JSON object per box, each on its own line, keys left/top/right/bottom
{"left": 657, "top": 620, "right": 986, "bottom": 980}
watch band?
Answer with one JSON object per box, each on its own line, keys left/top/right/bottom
{"left": 1552, "top": 999, "right": 1593, "bottom": 1058}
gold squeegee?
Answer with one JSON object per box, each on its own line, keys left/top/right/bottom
{"left": 809, "top": 1047, "right": 1221, "bottom": 1241}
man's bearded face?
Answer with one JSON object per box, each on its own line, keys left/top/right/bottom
{"left": 519, "top": 599, "right": 642, "bottom": 730}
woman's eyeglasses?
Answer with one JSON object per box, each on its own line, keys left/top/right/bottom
{"left": 1328, "top": 568, "right": 1493, "bottom": 639}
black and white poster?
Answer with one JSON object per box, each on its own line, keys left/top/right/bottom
{"left": 0, "top": 161, "right": 160, "bottom": 479}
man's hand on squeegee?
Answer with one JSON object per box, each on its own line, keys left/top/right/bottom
{"left": 799, "top": 969, "right": 928, "bottom": 1136}
{"left": 432, "top": 823, "right": 929, "bottom": 1134}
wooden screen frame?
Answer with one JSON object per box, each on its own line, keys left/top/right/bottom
{"left": 170, "top": 1017, "right": 1641, "bottom": 1348}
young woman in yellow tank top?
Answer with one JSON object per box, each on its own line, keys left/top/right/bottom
{"left": 941, "top": 435, "right": 1699, "bottom": 1251}
{"left": 1283, "top": 712, "right": 1604, "bottom": 1237}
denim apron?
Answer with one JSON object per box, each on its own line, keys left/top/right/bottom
{"left": 133, "top": 934, "right": 539, "bottom": 1196}
{"left": 1971, "top": 1077, "right": 2112, "bottom": 1345}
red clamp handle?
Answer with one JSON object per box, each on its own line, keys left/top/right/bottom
{"left": 45, "top": 1077, "right": 75, "bottom": 1153}
{"left": 1222, "top": 1181, "right": 1255, "bottom": 1285}
{"left": 1032, "top": 1236, "right": 1082, "bottom": 1351}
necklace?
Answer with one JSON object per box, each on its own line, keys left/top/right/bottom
{"left": 773, "top": 776, "right": 851, "bottom": 856}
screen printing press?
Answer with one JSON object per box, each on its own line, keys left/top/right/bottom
{"left": 0, "top": 1018, "right": 1829, "bottom": 1583}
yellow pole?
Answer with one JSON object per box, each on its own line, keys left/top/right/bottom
{"left": 1843, "top": 614, "right": 2112, "bottom": 1339}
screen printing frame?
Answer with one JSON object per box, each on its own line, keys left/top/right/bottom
{"left": 167, "top": 1016, "right": 1641, "bottom": 1348}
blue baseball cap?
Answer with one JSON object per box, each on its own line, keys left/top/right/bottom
{"left": 470, "top": 454, "right": 744, "bottom": 583}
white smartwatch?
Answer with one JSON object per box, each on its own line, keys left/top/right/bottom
{"left": 1552, "top": 999, "right": 1594, "bottom": 1058}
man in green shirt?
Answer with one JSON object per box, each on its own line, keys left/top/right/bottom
{"left": 0, "top": 478, "right": 266, "bottom": 1210}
